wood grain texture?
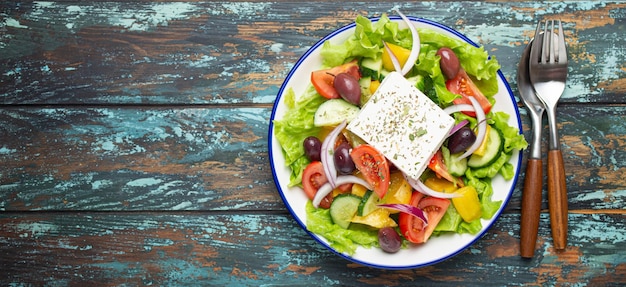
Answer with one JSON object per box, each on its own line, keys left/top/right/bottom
{"left": 0, "top": 107, "right": 278, "bottom": 211}
{"left": 1, "top": 2, "right": 625, "bottom": 104}
{"left": 1, "top": 106, "right": 625, "bottom": 211}
{"left": 1, "top": 213, "right": 624, "bottom": 286}
{"left": 520, "top": 158, "right": 542, "bottom": 258}
{"left": 1, "top": 0, "right": 625, "bottom": 285}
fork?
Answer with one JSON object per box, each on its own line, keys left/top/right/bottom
{"left": 529, "top": 20, "right": 569, "bottom": 250}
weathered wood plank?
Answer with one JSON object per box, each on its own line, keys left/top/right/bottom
{"left": 1, "top": 105, "right": 625, "bottom": 211}
{"left": 1, "top": 2, "right": 624, "bottom": 104}
{"left": 0, "top": 212, "right": 623, "bottom": 286}
{"left": 0, "top": 1, "right": 624, "bottom": 285}
{"left": 0, "top": 106, "right": 280, "bottom": 211}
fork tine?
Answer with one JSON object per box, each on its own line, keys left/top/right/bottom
{"left": 530, "top": 21, "right": 543, "bottom": 64}
{"left": 549, "top": 20, "right": 557, "bottom": 63}
{"left": 557, "top": 20, "right": 567, "bottom": 64}
{"left": 541, "top": 21, "right": 548, "bottom": 63}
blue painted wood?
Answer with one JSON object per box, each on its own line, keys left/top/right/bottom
{"left": 0, "top": 107, "right": 278, "bottom": 211}
{"left": 0, "top": 1, "right": 625, "bottom": 285}
{"left": 1, "top": 106, "right": 625, "bottom": 211}
{"left": 0, "top": 213, "right": 623, "bottom": 286}
{"left": 0, "top": 1, "right": 624, "bottom": 104}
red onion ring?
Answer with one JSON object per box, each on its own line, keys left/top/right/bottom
{"left": 378, "top": 203, "right": 429, "bottom": 226}
{"left": 448, "top": 119, "right": 469, "bottom": 136}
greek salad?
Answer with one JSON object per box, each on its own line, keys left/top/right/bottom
{"left": 273, "top": 13, "right": 527, "bottom": 255}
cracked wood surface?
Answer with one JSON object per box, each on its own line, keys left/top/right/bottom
{"left": 1, "top": 1, "right": 625, "bottom": 286}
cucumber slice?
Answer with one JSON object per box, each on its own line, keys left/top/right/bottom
{"left": 379, "top": 69, "right": 390, "bottom": 81}
{"left": 360, "top": 57, "right": 383, "bottom": 81}
{"left": 467, "top": 126, "right": 503, "bottom": 168}
{"left": 329, "top": 194, "right": 362, "bottom": 229}
{"left": 447, "top": 152, "right": 468, "bottom": 177}
{"left": 358, "top": 77, "right": 373, "bottom": 105}
{"left": 314, "top": 99, "right": 360, "bottom": 127}
{"left": 358, "top": 190, "right": 380, "bottom": 216}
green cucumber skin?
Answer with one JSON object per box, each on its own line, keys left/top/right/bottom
{"left": 467, "top": 127, "right": 503, "bottom": 168}
{"left": 448, "top": 154, "right": 468, "bottom": 177}
{"left": 358, "top": 190, "right": 379, "bottom": 216}
{"left": 360, "top": 57, "right": 383, "bottom": 81}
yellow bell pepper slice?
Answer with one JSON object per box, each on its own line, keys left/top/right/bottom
{"left": 424, "top": 177, "right": 458, "bottom": 193}
{"left": 369, "top": 80, "right": 380, "bottom": 94}
{"left": 379, "top": 172, "right": 412, "bottom": 212}
{"left": 382, "top": 42, "right": 411, "bottom": 71}
{"left": 351, "top": 208, "right": 397, "bottom": 228}
{"left": 351, "top": 183, "right": 368, "bottom": 198}
{"left": 473, "top": 124, "right": 491, "bottom": 157}
{"left": 451, "top": 186, "right": 482, "bottom": 223}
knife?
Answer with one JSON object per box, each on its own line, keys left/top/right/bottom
{"left": 517, "top": 38, "right": 546, "bottom": 258}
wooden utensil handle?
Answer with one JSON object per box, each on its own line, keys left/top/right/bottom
{"left": 548, "top": 149, "right": 568, "bottom": 250}
{"left": 520, "top": 158, "right": 543, "bottom": 258}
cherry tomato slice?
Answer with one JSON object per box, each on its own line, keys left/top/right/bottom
{"left": 428, "top": 149, "right": 464, "bottom": 187}
{"left": 302, "top": 161, "right": 327, "bottom": 200}
{"left": 446, "top": 69, "right": 492, "bottom": 117}
{"left": 350, "top": 144, "right": 390, "bottom": 199}
{"left": 311, "top": 60, "right": 361, "bottom": 99}
{"left": 399, "top": 193, "right": 451, "bottom": 244}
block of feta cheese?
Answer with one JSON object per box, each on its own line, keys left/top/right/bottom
{"left": 346, "top": 71, "right": 455, "bottom": 180}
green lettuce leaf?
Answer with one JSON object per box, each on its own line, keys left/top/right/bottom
{"left": 459, "top": 218, "right": 483, "bottom": 235}
{"left": 320, "top": 14, "right": 501, "bottom": 106}
{"left": 273, "top": 86, "right": 325, "bottom": 186}
{"left": 434, "top": 204, "right": 463, "bottom": 233}
{"left": 306, "top": 201, "right": 378, "bottom": 255}
{"left": 470, "top": 151, "right": 510, "bottom": 179}
{"left": 491, "top": 111, "right": 529, "bottom": 153}
{"left": 320, "top": 15, "right": 413, "bottom": 67}
{"left": 417, "top": 28, "right": 501, "bottom": 98}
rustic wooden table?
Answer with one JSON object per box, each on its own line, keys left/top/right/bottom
{"left": 1, "top": 1, "right": 625, "bottom": 286}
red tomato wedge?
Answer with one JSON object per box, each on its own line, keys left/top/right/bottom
{"left": 302, "top": 161, "right": 327, "bottom": 199}
{"left": 446, "top": 69, "right": 492, "bottom": 117}
{"left": 350, "top": 144, "right": 390, "bottom": 199}
{"left": 398, "top": 192, "right": 425, "bottom": 243}
{"left": 399, "top": 193, "right": 451, "bottom": 244}
{"left": 417, "top": 197, "right": 451, "bottom": 242}
{"left": 428, "top": 149, "right": 464, "bottom": 187}
{"left": 311, "top": 60, "right": 361, "bottom": 99}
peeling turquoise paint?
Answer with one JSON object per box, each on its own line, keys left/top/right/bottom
{"left": 0, "top": 146, "right": 17, "bottom": 155}
{"left": 15, "top": 222, "right": 58, "bottom": 237}
{"left": 208, "top": 2, "right": 273, "bottom": 18}
{"left": 126, "top": 178, "right": 163, "bottom": 187}
{"left": 2, "top": 17, "right": 28, "bottom": 29}
{"left": 171, "top": 201, "right": 192, "bottom": 210}
{"left": 573, "top": 190, "right": 608, "bottom": 202}
{"left": 31, "top": 1, "right": 199, "bottom": 32}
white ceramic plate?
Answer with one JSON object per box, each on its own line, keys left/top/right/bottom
{"left": 268, "top": 16, "right": 522, "bottom": 269}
